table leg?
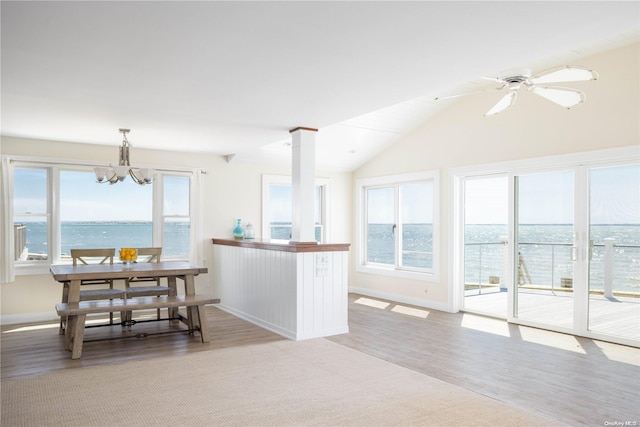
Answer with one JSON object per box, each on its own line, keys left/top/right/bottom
{"left": 59, "top": 282, "right": 69, "bottom": 335}
{"left": 167, "top": 276, "right": 178, "bottom": 323}
{"left": 67, "top": 279, "right": 81, "bottom": 303}
{"left": 183, "top": 274, "right": 196, "bottom": 295}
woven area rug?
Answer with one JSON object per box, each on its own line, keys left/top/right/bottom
{"left": 1, "top": 338, "right": 563, "bottom": 426}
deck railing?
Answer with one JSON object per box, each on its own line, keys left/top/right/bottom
{"left": 14, "top": 223, "right": 27, "bottom": 261}
{"left": 465, "top": 239, "right": 640, "bottom": 298}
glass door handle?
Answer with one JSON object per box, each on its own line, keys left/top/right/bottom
{"left": 571, "top": 246, "right": 578, "bottom": 261}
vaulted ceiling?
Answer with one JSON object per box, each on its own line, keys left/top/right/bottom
{"left": 2, "top": 1, "right": 638, "bottom": 171}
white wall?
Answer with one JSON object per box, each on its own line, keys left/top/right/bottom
{"left": 350, "top": 42, "right": 640, "bottom": 310}
{"left": 0, "top": 137, "right": 352, "bottom": 322}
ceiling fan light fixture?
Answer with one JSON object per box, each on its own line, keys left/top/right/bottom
{"left": 485, "top": 91, "right": 517, "bottom": 116}
{"left": 530, "top": 86, "right": 585, "bottom": 109}
{"left": 436, "top": 64, "right": 597, "bottom": 116}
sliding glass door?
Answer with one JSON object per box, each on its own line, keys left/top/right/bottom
{"left": 456, "top": 151, "right": 639, "bottom": 347}
{"left": 463, "top": 176, "right": 508, "bottom": 318}
{"left": 513, "top": 170, "right": 575, "bottom": 330}
{"left": 587, "top": 164, "right": 640, "bottom": 341}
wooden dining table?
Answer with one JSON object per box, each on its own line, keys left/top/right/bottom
{"left": 50, "top": 261, "right": 212, "bottom": 358}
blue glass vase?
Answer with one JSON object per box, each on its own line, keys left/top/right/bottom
{"left": 232, "top": 219, "right": 245, "bottom": 240}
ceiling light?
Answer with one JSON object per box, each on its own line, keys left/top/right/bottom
{"left": 94, "top": 129, "right": 153, "bottom": 185}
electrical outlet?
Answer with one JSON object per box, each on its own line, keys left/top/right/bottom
{"left": 315, "top": 253, "right": 329, "bottom": 278}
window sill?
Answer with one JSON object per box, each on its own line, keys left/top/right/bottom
{"left": 356, "top": 264, "right": 439, "bottom": 282}
{"left": 15, "top": 264, "right": 51, "bottom": 276}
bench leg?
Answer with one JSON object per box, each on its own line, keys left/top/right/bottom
{"left": 70, "top": 314, "right": 87, "bottom": 359}
{"left": 186, "top": 306, "right": 198, "bottom": 334}
{"left": 64, "top": 314, "right": 86, "bottom": 356}
{"left": 168, "top": 277, "right": 179, "bottom": 324}
{"left": 196, "top": 305, "right": 210, "bottom": 343}
{"left": 120, "top": 311, "right": 130, "bottom": 329}
{"left": 64, "top": 316, "right": 74, "bottom": 351}
{"left": 60, "top": 315, "right": 68, "bottom": 336}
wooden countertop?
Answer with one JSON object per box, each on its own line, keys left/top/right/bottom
{"left": 212, "top": 238, "right": 350, "bottom": 253}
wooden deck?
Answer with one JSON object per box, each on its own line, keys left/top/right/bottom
{"left": 464, "top": 287, "right": 640, "bottom": 342}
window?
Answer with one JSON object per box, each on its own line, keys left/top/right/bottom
{"left": 3, "top": 156, "right": 199, "bottom": 277}
{"left": 60, "top": 170, "right": 153, "bottom": 255}
{"left": 13, "top": 167, "right": 49, "bottom": 261}
{"left": 357, "top": 171, "right": 439, "bottom": 281}
{"left": 162, "top": 175, "right": 191, "bottom": 258}
{"left": 262, "top": 175, "right": 329, "bottom": 242}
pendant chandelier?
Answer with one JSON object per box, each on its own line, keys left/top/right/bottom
{"left": 94, "top": 128, "right": 153, "bottom": 185}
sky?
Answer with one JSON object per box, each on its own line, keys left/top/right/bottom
{"left": 269, "top": 184, "right": 321, "bottom": 223}
{"left": 13, "top": 169, "right": 189, "bottom": 221}
{"left": 465, "top": 164, "right": 639, "bottom": 225}
{"left": 367, "top": 182, "right": 433, "bottom": 224}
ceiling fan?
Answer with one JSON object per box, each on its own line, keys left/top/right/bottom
{"left": 435, "top": 65, "right": 598, "bottom": 116}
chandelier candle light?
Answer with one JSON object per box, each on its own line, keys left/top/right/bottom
{"left": 94, "top": 128, "right": 153, "bottom": 185}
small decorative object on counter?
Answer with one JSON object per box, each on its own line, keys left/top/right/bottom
{"left": 119, "top": 247, "right": 137, "bottom": 264}
{"left": 232, "top": 219, "right": 245, "bottom": 240}
{"left": 244, "top": 222, "right": 255, "bottom": 239}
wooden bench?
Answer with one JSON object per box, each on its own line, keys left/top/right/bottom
{"left": 56, "top": 295, "right": 219, "bottom": 359}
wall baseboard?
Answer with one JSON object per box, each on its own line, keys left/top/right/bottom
{"left": 348, "top": 287, "right": 452, "bottom": 313}
{"left": 1, "top": 312, "right": 59, "bottom": 326}
{"left": 216, "top": 304, "right": 297, "bottom": 340}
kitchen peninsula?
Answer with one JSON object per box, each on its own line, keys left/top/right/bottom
{"left": 211, "top": 238, "right": 350, "bottom": 340}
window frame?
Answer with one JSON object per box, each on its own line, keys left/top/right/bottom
{"left": 356, "top": 170, "right": 440, "bottom": 282}
{"left": 261, "top": 174, "right": 331, "bottom": 242}
{"left": 2, "top": 155, "right": 200, "bottom": 277}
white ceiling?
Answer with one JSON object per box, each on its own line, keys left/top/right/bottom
{"left": 2, "top": 1, "right": 639, "bottom": 171}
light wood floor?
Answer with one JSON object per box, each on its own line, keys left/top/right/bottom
{"left": 2, "top": 293, "right": 639, "bottom": 426}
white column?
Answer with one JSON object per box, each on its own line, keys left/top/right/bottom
{"left": 290, "top": 127, "right": 318, "bottom": 243}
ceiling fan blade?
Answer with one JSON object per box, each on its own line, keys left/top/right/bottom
{"left": 434, "top": 89, "right": 490, "bottom": 101}
{"left": 481, "top": 76, "right": 505, "bottom": 84}
{"left": 484, "top": 91, "right": 517, "bottom": 116}
{"left": 435, "top": 85, "right": 505, "bottom": 102}
{"left": 530, "top": 86, "right": 585, "bottom": 109}
{"left": 530, "top": 66, "right": 598, "bottom": 84}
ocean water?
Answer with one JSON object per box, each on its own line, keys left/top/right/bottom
{"left": 367, "top": 224, "right": 432, "bottom": 269}
{"left": 465, "top": 224, "right": 640, "bottom": 293}
{"left": 17, "top": 221, "right": 189, "bottom": 258}
{"left": 367, "top": 223, "right": 640, "bottom": 293}
{"left": 15, "top": 221, "right": 640, "bottom": 293}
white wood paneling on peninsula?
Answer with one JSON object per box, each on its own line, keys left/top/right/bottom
{"left": 212, "top": 238, "right": 350, "bottom": 340}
